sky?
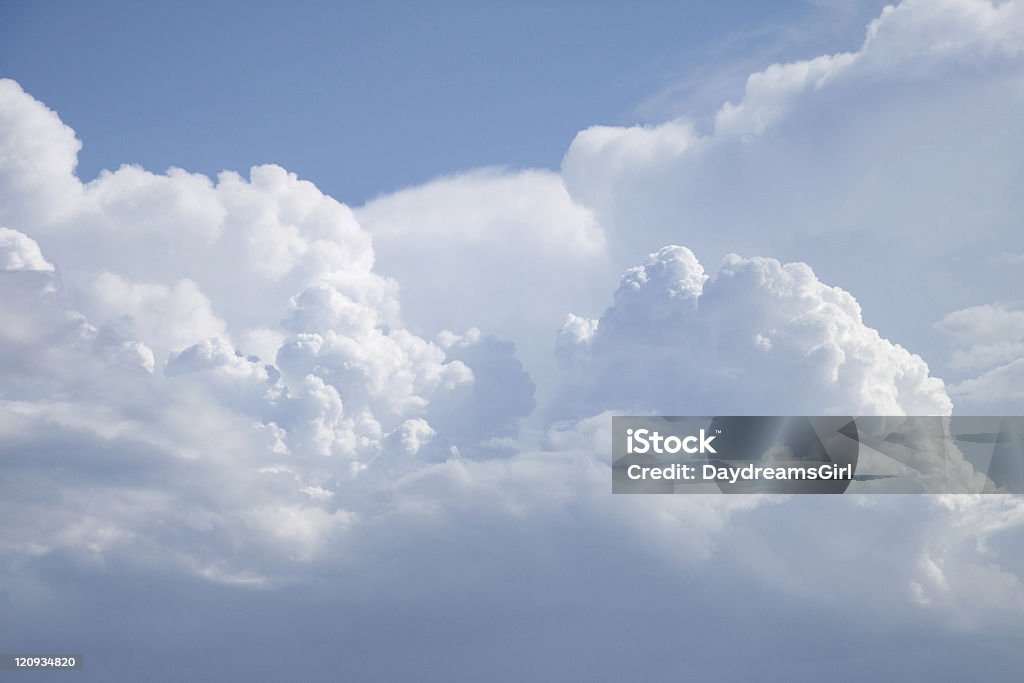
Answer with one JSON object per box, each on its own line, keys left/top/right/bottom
{"left": 0, "top": 0, "right": 890, "bottom": 203}
{"left": 1, "top": 1, "right": 1024, "bottom": 681}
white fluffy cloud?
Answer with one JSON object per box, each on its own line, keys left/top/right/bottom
{"left": 0, "top": 75, "right": 518, "bottom": 456}
{"left": 0, "top": 226, "right": 54, "bottom": 271}
{"left": 356, "top": 168, "right": 612, "bottom": 405}
{"left": 77, "top": 272, "right": 229, "bottom": 361}
{"left": 0, "top": 80, "right": 83, "bottom": 227}
{"left": 0, "top": 78, "right": 389, "bottom": 361}
{"left": 559, "top": 0, "right": 1024, "bottom": 374}
{"left": 0, "top": 83, "right": 542, "bottom": 583}
{"left": 556, "top": 245, "right": 951, "bottom": 418}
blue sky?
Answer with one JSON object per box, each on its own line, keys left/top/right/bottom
{"left": 1, "top": 0, "right": 887, "bottom": 203}
{"left": 1, "top": 1, "right": 1024, "bottom": 680}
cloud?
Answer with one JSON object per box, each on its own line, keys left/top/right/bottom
{"left": 937, "top": 302, "right": 1024, "bottom": 408}
{"left": 949, "top": 359, "right": 1024, "bottom": 407}
{"left": 937, "top": 302, "right": 1024, "bottom": 371}
{"left": 428, "top": 328, "right": 536, "bottom": 451}
{"left": 911, "top": 495, "right": 1024, "bottom": 628}
{"left": 0, "top": 228, "right": 155, "bottom": 386}
{"left": 356, "top": 168, "right": 612, "bottom": 406}
{"left": 556, "top": 245, "right": 952, "bottom": 418}
{"left": 2, "top": 2, "right": 1024, "bottom": 672}
{"left": 347, "top": 2, "right": 1024, "bottom": 416}
{"left": 0, "top": 85, "right": 541, "bottom": 583}
{"left": 0, "top": 226, "right": 54, "bottom": 271}
{"left": 0, "top": 80, "right": 83, "bottom": 227}
{"left": 714, "top": 52, "right": 857, "bottom": 139}
{"left": 0, "top": 75, "right": 525, "bottom": 452}
{"left": 559, "top": 0, "right": 1024, "bottom": 374}
{"left": 0, "top": 85, "right": 387, "bottom": 361}
{"left": 0, "top": 233, "right": 329, "bottom": 576}
{"left": 76, "top": 272, "right": 229, "bottom": 361}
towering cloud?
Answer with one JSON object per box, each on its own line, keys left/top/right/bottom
{"left": 0, "top": 81, "right": 543, "bottom": 581}
{"left": 556, "top": 245, "right": 952, "bottom": 418}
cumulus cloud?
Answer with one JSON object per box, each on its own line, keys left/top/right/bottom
{"left": 556, "top": 245, "right": 952, "bottom": 418}
{"left": 0, "top": 226, "right": 54, "bottom": 271}
{"left": 560, "top": 0, "right": 1024, "bottom": 374}
{"left": 0, "top": 82, "right": 541, "bottom": 584}
{"left": 356, "top": 168, "right": 612, "bottom": 406}
{"left": 0, "top": 75, "right": 514, "bottom": 454}
{"left": 0, "top": 83, "right": 388, "bottom": 361}
{"left": 0, "top": 80, "right": 83, "bottom": 227}
{"left": 0, "top": 232, "right": 351, "bottom": 577}
{"left": 427, "top": 328, "right": 536, "bottom": 451}
{"left": 0, "top": 228, "right": 155, "bottom": 386}
{"left": 76, "top": 272, "right": 229, "bottom": 361}
{"left": 0, "top": 229, "right": 756, "bottom": 587}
